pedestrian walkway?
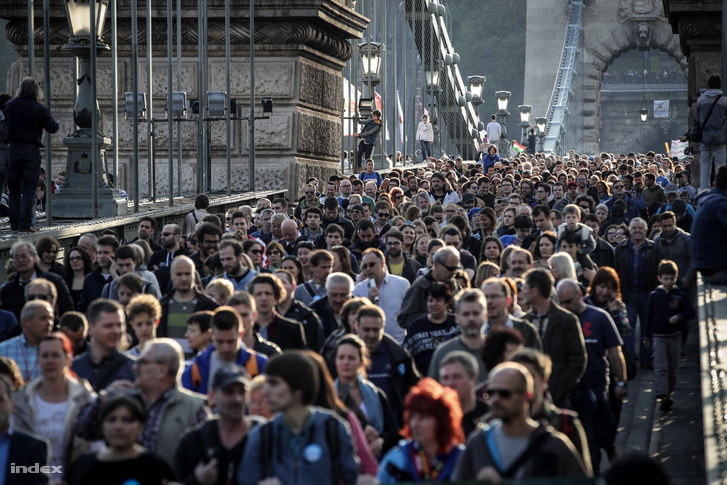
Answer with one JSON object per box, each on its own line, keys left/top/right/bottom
{"left": 607, "top": 284, "right": 706, "bottom": 484}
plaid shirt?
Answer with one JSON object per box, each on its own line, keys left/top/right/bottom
{"left": 0, "top": 334, "right": 39, "bottom": 383}
{"left": 140, "top": 385, "right": 208, "bottom": 452}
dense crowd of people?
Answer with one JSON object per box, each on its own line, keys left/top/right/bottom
{"left": 0, "top": 141, "right": 714, "bottom": 484}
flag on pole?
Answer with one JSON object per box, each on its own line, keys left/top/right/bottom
{"left": 342, "top": 77, "right": 360, "bottom": 137}
{"left": 396, "top": 90, "right": 404, "bottom": 144}
{"left": 511, "top": 141, "right": 525, "bottom": 157}
{"left": 374, "top": 91, "right": 391, "bottom": 141}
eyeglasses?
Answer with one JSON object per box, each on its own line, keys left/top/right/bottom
{"left": 440, "top": 262, "right": 461, "bottom": 272}
{"left": 161, "top": 232, "right": 177, "bottom": 237}
{"left": 377, "top": 213, "right": 390, "bottom": 218}
{"left": 27, "top": 294, "right": 52, "bottom": 302}
{"left": 249, "top": 249, "right": 262, "bottom": 255}
{"left": 305, "top": 191, "right": 316, "bottom": 195}
{"left": 360, "top": 262, "right": 379, "bottom": 270}
{"left": 268, "top": 251, "right": 281, "bottom": 256}
{"left": 485, "top": 388, "right": 522, "bottom": 399}
{"left": 613, "top": 185, "right": 624, "bottom": 189}
{"left": 69, "top": 256, "right": 83, "bottom": 262}
{"left": 188, "top": 239, "right": 198, "bottom": 245}
{"left": 349, "top": 209, "right": 362, "bottom": 214}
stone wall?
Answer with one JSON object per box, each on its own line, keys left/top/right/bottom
{"left": 1, "top": 0, "right": 368, "bottom": 201}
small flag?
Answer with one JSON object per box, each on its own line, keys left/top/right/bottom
{"left": 512, "top": 141, "right": 525, "bottom": 154}
{"left": 396, "top": 90, "right": 404, "bottom": 144}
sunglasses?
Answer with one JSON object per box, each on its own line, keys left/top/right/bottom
{"left": 485, "top": 388, "right": 522, "bottom": 400}
{"left": 361, "top": 262, "right": 379, "bottom": 270}
{"left": 440, "top": 262, "right": 462, "bottom": 272}
{"left": 305, "top": 191, "right": 315, "bottom": 195}
{"left": 377, "top": 213, "right": 390, "bottom": 218}
{"left": 69, "top": 256, "right": 83, "bottom": 262}
{"left": 249, "top": 249, "right": 263, "bottom": 255}
{"left": 188, "top": 239, "right": 198, "bottom": 245}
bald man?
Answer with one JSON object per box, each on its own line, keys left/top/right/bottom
{"left": 158, "top": 256, "right": 219, "bottom": 354}
{"left": 280, "top": 219, "right": 303, "bottom": 256}
{"left": 455, "top": 362, "right": 589, "bottom": 481}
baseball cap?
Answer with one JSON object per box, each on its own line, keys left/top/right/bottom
{"left": 567, "top": 181, "right": 578, "bottom": 188}
{"left": 462, "top": 193, "right": 477, "bottom": 203}
{"left": 664, "top": 183, "right": 678, "bottom": 195}
{"left": 350, "top": 204, "right": 365, "bottom": 213}
{"left": 212, "top": 364, "right": 250, "bottom": 390}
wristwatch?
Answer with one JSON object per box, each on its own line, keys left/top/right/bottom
{"left": 616, "top": 382, "right": 627, "bottom": 387}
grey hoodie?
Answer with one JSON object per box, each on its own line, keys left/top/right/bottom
{"left": 696, "top": 88, "right": 727, "bottom": 146}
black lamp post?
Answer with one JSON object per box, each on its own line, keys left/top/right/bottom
{"left": 495, "top": 90, "right": 510, "bottom": 156}
{"left": 55, "top": 0, "right": 126, "bottom": 218}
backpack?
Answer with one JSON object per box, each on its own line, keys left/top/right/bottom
{"left": 259, "top": 416, "right": 341, "bottom": 483}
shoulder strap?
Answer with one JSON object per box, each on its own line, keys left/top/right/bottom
{"left": 303, "top": 282, "right": 317, "bottom": 299}
{"left": 325, "top": 417, "right": 341, "bottom": 484}
{"left": 502, "top": 429, "right": 552, "bottom": 478}
{"left": 260, "top": 421, "right": 275, "bottom": 478}
{"left": 702, "top": 95, "right": 723, "bottom": 128}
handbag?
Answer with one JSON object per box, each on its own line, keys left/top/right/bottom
{"left": 688, "top": 94, "right": 722, "bottom": 143}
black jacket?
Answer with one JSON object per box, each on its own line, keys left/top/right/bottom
{"left": 159, "top": 289, "right": 219, "bottom": 337}
{"left": 614, "top": 238, "right": 663, "bottom": 303}
{"left": 371, "top": 335, "right": 420, "bottom": 420}
{"left": 590, "top": 237, "right": 615, "bottom": 269}
{"left": 385, "top": 255, "right": 420, "bottom": 284}
{"left": 322, "top": 215, "right": 356, "bottom": 242}
{"left": 282, "top": 300, "right": 324, "bottom": 352}
{"left": 310, "top": 296, "right": 341, "bottom": 339}
{"left": 255, "top": 312, "right": 306, "bottom": 351}
{"left": 5, "top": 430, "right": 50, "bottom": 485}
{"left": 1, "top": 266, "right": 75, "bottom": 319}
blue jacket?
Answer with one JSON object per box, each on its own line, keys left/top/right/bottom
{"left": 378, "top": 440, "right": 463, "bottom": 483}
{"left": 482, "top": 153, "right": 500, "bottom": 169}
{"left": 181, "top": 343, "right": 267, "bottom": 394}
{"left": 691, "top": 188, "right": 727, "bottom": 273}
{"left": 359, "top": 118, "right": 382, "bottom": 145}
{"left": 239, "top": 408, "right": 360, "bottom": 485}
{"left": 605, "top": 193, "right": 640, "bottom": 222}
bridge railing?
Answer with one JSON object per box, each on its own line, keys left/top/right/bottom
{"left": 543, "top": 0, "right": 584, "bottom": 155}
{"left": 405, "top": 0, "right": 482, "bottom": 159}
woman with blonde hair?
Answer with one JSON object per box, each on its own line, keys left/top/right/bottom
{"left": 548, "top": 252, "right": 577, "bottom": 283}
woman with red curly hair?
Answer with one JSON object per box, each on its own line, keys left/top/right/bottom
{"left": 377, "top": 377, "right": 465, "bottom": 483}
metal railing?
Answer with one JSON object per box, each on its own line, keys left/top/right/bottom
{"left": 543, "top": 0, "right": 584, "bottom": 155}
{"left": 405, "top": 0, "right": 482, "bottom": 159}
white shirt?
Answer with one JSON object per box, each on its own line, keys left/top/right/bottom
{"left": 416, "top": 121, "right": 434, "bottom": 142}
{"left": 352, "top": 273, "right": 410, "bottom": 344}
{"left": 486, "top": 121, "right": 502, "bottom": 142}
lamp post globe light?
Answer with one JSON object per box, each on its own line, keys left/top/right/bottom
{"left": 518, "top": 105, "right": 532, "bottom": 145}
{"left": 535, "top": 116, "right": 547, "bottom": 152}
{"left": 495, "top": 90, "right": 510, "bottom": 156}
{"left": 468, "top": 75, "right": 485, "bottom": 126}
{"left": 640, "top": 106, "right": 648, "bottom": 123}
{"left": 424, "top": 60, "right": 440, "bottom": 93}
{"left": 55, "top": 0, "right": 126, "bottom": 218}
{"left": 359, "top": 42, "right": 382, "bottom": 94}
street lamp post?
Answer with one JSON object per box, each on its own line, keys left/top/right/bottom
{"left": 519, "top": 104, "right": 532, "bottom": 146}
{"left": 495, "top": 90, "right": 510, "bottom": 157}
{"left": 360, "top": 42, "right": 383, "bottom": 95}
{"left": 55, "top": 0, "right": 127, "bottom": 218}
{"left": 535, "top": 116, "right": 547, "bottom": 152}
{"left": 468, "top": 76, "right": 485, "bottom": 152}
